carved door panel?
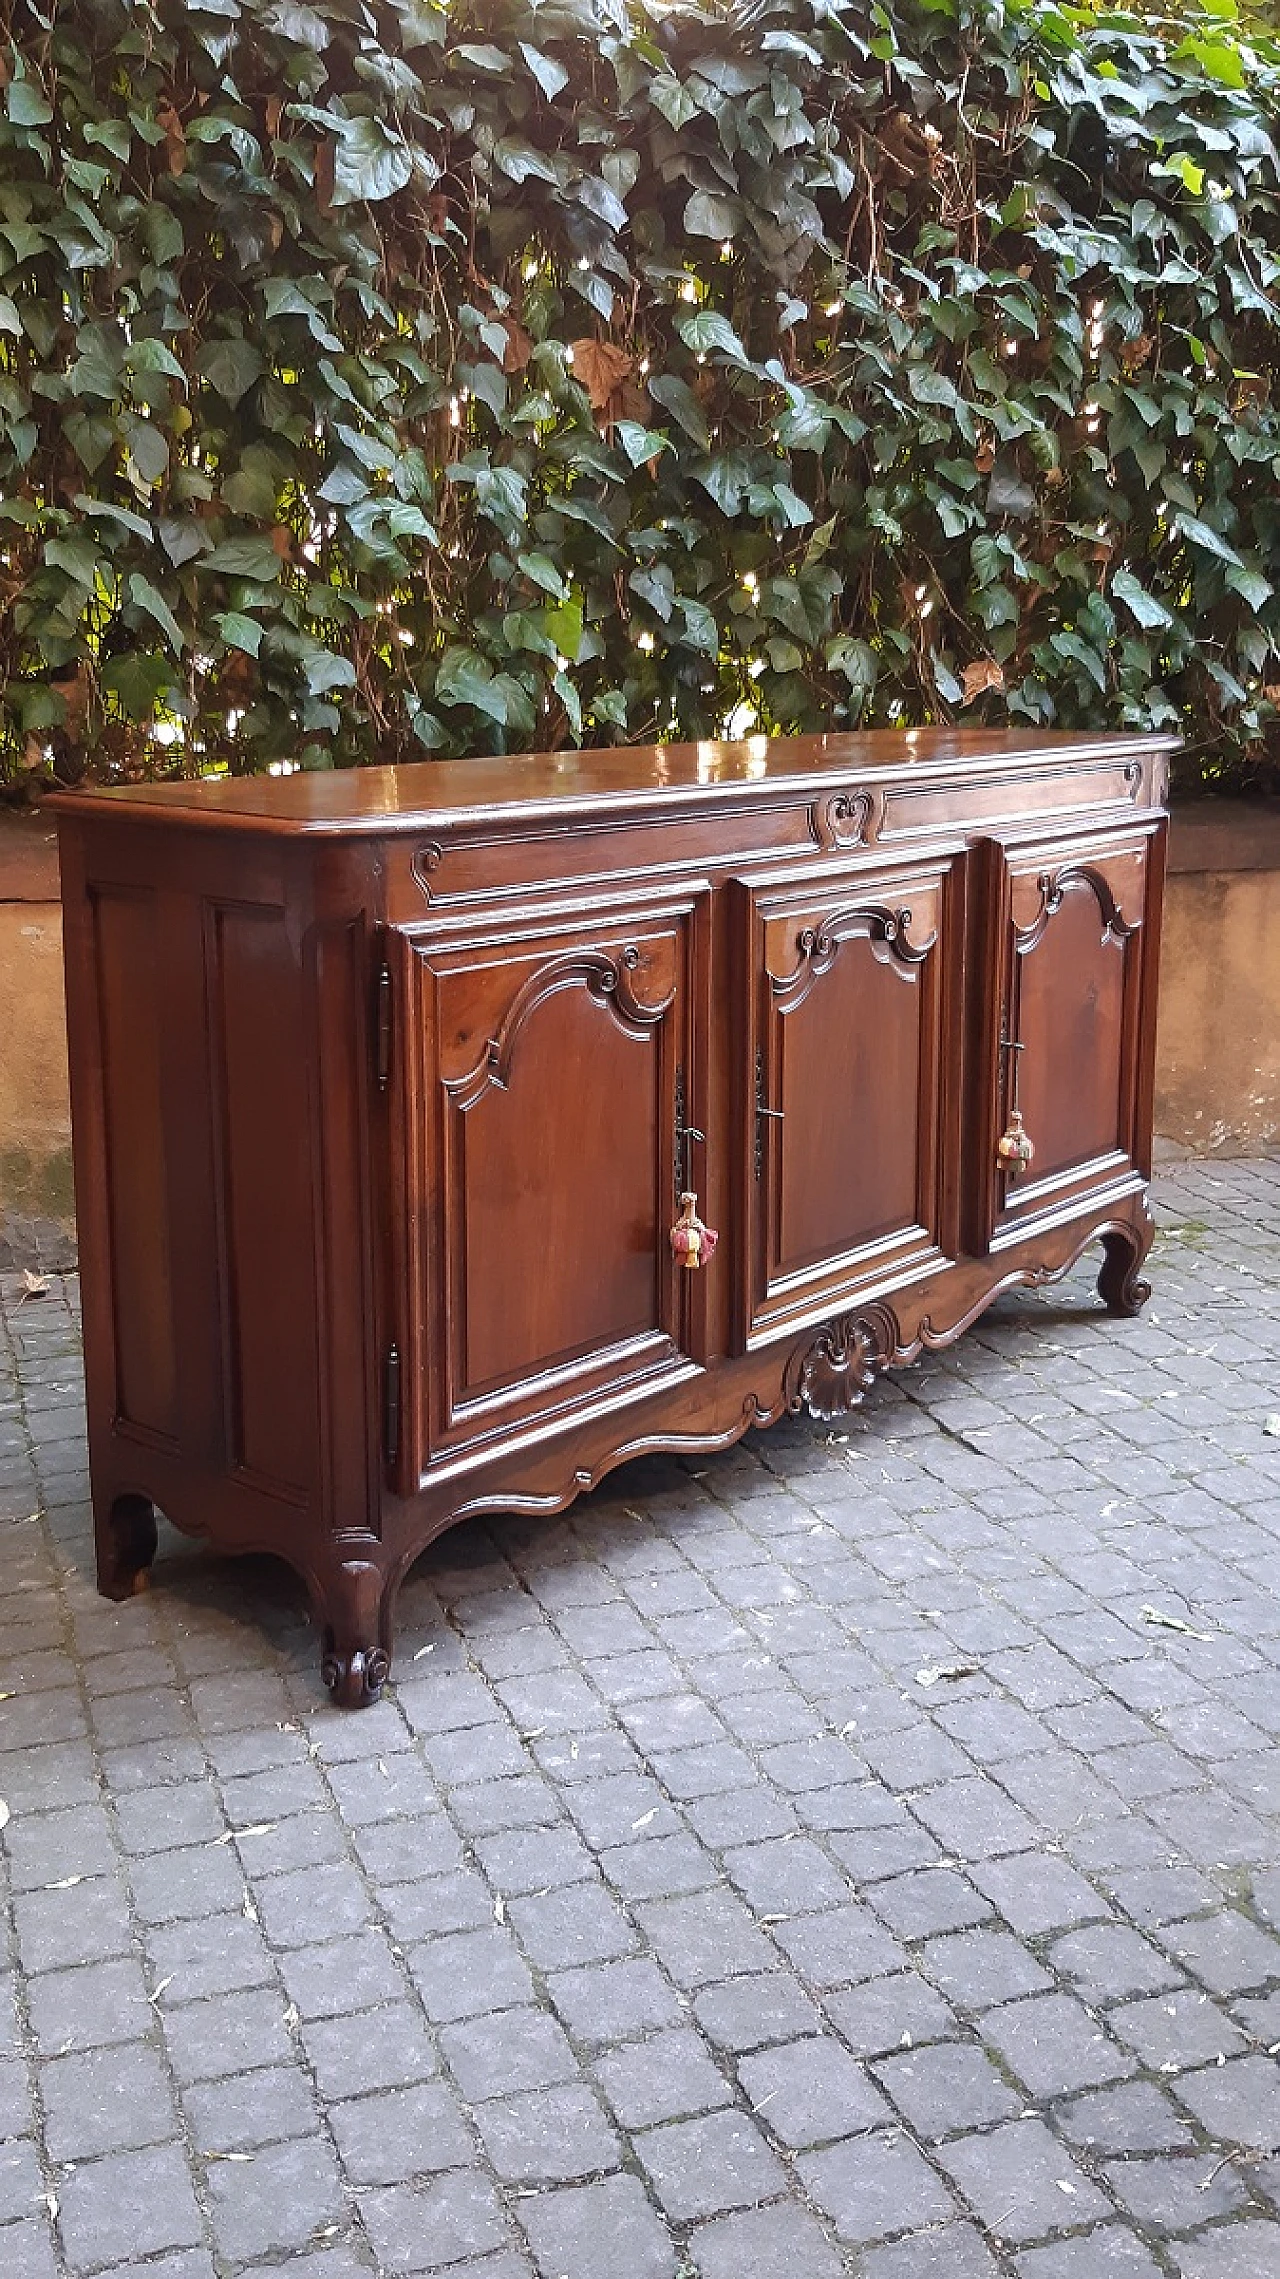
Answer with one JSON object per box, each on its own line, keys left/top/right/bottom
{"left": 390, "top": 890, "right": 709, "bottom": 1481}
{"left": 742, "top": 857, "right": 962, "bottom": 1348}
{"left": 981, "top": 831, "right": 1159, "bottom": 1249}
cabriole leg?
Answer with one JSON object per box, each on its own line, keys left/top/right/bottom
{"left": 317, "top": 1555, "right": 395, "bottom": 1709}
{"left": 1097, "top": 1222, "right": 1153, "bottom": 1317}
{"left": 96, "top": 1491, "right": 158, "bottom": 1601}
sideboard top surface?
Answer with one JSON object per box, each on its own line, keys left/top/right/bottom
{"left": 49, "top": 727, "right": 1179, "bottom": 840}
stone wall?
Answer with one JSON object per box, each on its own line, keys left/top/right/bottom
{"left": 1, "top": 801, "right": 1275, "bottom": 1269}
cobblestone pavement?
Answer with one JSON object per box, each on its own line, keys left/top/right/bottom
{"left": 2, "top": 1157, "right": 1279, "bottom": 2279}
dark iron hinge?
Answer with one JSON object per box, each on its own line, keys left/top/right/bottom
{"left": 383, "top": 1344, "right": 401, "bottom": 1468}
{"left": 674, "top": 1065, "right": 705, "bottom": 1206}
{"left": 376, "top": 961, "right": 392, "bottom": 1090}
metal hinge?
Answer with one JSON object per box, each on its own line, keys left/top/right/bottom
{"left": 376, "top": 961, "right": 392, "bottom": 1090}
{"left": 754, "top": 1046, "right": 784, "bottom": 1180}
{"left": 383, "top": 1344, "right": 401, "bottom": 1467}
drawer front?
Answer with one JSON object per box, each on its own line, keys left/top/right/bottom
{"left": 980, "top": 829, "right": 1158, "bottom": 1249}
{"left": 390, "top": 888, "right": 710, "bottom": 1477}
{"left": 742, "top": 855, "right": 962, "bottom": 1349}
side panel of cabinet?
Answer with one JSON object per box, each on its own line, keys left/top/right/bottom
{"left": 742, "top": 854, "right": 964, "bottom": 1349}
{"left": 392, "top": 889, "right": 711, "bottom": 1478}
{"left": 977, "top": 826, "right": 1162, "bottom": 1249}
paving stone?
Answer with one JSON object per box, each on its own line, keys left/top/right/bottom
{"left": 1104, "top": 2151, "right": 1251, "bottom": 2232}
{"left": 969, "top": 1852, "right": 1112, "bottom": 1938}
{"left": 822, "top": 1970, "right": 956, "bottom": 2061}
{"left": 593, "top": 2027, "right": 732, "bottom": 2128}
{"left": 868, "top": 1867, "right": 993, "bottom": 1941}
{"left": 921, "top": 1928, "right": 1053, "bottom": 2009}
{"left": 1111, "top": 1990, "right": 1248, "bottom": 2070}
{"left": 1172, "top": 2224, "right": 1280, "bottom": 2278}
{"left": 25, "top": 1958, "right": 154, "bottom": 2057}
{"left": 0, "top": 2138, "right": 43, "bottom": 2222}
{"left": 507, "top": 1881, "right": 637, "bottom": 1969}
{"left": 330, "top": 2080, "right": 474, "bottom": 2183}
{"left": 56, "top": 2143, "right": 205, "bottom": 2272}
{"left": 440, "top": 2007, "right": 578, "bottom": 2101}
{"left": 12, "top": 1877, "right": 134, "bottom": 1975}
{"left": 873, "top": 2040, "right": 1022, "bottom": 2137}
{"left": 693, "top": 1972, "right": 824, "bottom": 2055}
{"left": 858, "top": 2228, "right": 1003, "bottom": 2278}
{"left": 516, "top": 2174, "right": 674, "bottom": 2279}
{"left": 1160, "top": 1910, "right": 1280, "bottom": 1996}
{"left": 738, "top": 2034, "right": 891, "bottom": 2147}
{"left": 982, "top": 1993, "right": 1136, "bottom": 2098}
{"left": 278, "top": 1930, "right": 404, "bottom": 2021}
{"left": 42, "top": 2041, "right": 178, "bottom": 2160}
{"left": 635, "top": 2108, "right": 787, "bottom": 2220}
{"left": 0, "top": 2217, "right": 59, "bottom": 2279}
{"left": 358, "top": 2171, "right": 511, "bottom": 2273}
{"left": 300, "top": 2002, "right": 440, "bottom": 2099}
{"left": 407, "top": 1927, "right": 535, "bottom": 2023}
{"left": 546, "top": 1957, "right": 682, "bottom": 2049}
{"left": 203, "top": 2131, "right": 347, "bottom": 2260}
{"left": 690, "top": 2202, "right": 843, "bottom": 2279}
{"left": 936, "top": 2118, "right": 1111, "bottom": 2244}
{"left": 772, "top": 1905, "right": 906, "bottom": 1992}
{"left": 1016, "top": 2231, "right": 1165, "bottom": 2277}
{"left": 1049, "top": 1922, "right": 1184, "bottom": 2001}
{"left": 635, "top": 1889, "right": 775, "bottom": 1989}
{"left": 473, "top": 2084, "right": 621, "bottom": 2183}
{"left": 1056, "top": 2079, "right": 1195, "bottom": 2154}
{"left": 797, "top": 2128, "right": 958, "bottom": 2244}
{"left": 1172, "top": 2054, "right": 1280, "bottom": 2149}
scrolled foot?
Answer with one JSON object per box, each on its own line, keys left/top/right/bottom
{"left": 1097, "top": 1227, "right": 1152, "bottom": 1318}
{"left": 96, "top": 1493, "right": 158, "bottom": 1602}
{"left": 321, "top": 1639, "right": 390, "bottom": 1709}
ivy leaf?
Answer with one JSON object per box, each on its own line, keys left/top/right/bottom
{"left": 0, "top": 296, "right": 21, "bottom": 337}
{"left": 6, "top": 80, "right": 53, "bottom": 128}
{"left": 128, "top": 573, "right": 184, "bottom": 653}
{"left": 678, "top": 311, "right": 751, "bottom": 367}
{"left": 203, "top": 537, "right": 284, "bottom": 581}
{"left": 517, "top": 551, "right": 567, "bottom": 599}
{"left": 1225, "top": 564, "right": 1273, "bottom": 611}
{"left": 684, "top": 191, "right": 738, "bottom": 240}
{"left": 1112, "top": 568, "right": 1173, "bottom": 630}
{"left": 1175, "top": 513, "right": 1243, "bottom": 567}
{"left": 647, "top": 374, "right": 711, "bottom": 449}
{"left": 214, "top": 611, "right": 264, "bottom": 657}
{"left": 519, "top": 43, "right": 570, "bottom": 100}
{"left": 304, "top": 648, "right": 357, "bottom": 695}
{"left": 331, "top": 118, "right": 414, "bottom": 207}
{"left": 198, "top": 338, "right": 264, "bottom": 406}
{"left": 650, "top": 77, "right": 700, "bottom": 131}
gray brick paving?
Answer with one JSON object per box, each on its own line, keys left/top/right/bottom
{"left": 1, "top": 1157, "right": 1280, "bottom": 2275}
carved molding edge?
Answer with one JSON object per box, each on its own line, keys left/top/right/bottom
{"left": 449, "top": 945, "right": 675, "bottom": 1108}
{"left": 770, "top": 904, "right": 935, "bottom": 1008}
{"left": 784, "top": 1301, "right": 901, "bottom": 1422}
{"left": 809, "top": 786, "right": 883, "bottom": 852}
{"left": 1016, "top": 864, "right": 1139, "bottom": 954}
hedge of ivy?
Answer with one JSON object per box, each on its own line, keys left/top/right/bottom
{"left": 1, "top": 0, "right": 1279, "bottom": 793}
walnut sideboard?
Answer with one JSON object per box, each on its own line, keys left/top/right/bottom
{"left": 52, "top": 729, "right": 1175, "bottom": 1705}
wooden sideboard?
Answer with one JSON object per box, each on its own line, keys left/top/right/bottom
{"left": 52, "top": 729, "right": 1175, "bottom": 1704}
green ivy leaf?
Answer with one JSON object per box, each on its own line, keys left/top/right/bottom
{"left": 519, "top": 42, "right": 570, "bottom": 100}
{"left": 215, "top": 611, "right": 264, "bottom": 656}
{"left": 128, "top": 573, "right": 184, "bottom": 653}
{"left": 677, "top": 311, "right": 751, "bottom": 367}
{"left": 1111, "top": 568, "right": 1173, "bottom": 630}
{"left": 198, "top": 338, "right": 265, "bottom": 406}
{"left": 331, "top": 118, "right": 414, "bottom": 207}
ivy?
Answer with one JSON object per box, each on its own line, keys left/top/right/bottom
{"left": 0, "top": 0, "right": 1278, "bottom": 793}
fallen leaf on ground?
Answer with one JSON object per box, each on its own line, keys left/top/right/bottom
{"left": 916, "top": 1663, "right": 980, "bottom": 1687}
{"left": 1142, "top": 1604, "right": 1213, "bottom": 1642}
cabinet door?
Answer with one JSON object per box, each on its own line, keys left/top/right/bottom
{"left": 981, "top": 831, "right": 1160, "bottom": 1248}
{"left": 391, "top": 891, "right": 708, "bottom": 1478}
{"left": 743, "top": 857, "right": 961, "bottom": 1348}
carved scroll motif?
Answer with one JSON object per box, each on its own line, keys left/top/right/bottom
{"left": 411, "top": 842, "right": 445, "bottom": 901}
{"left": 1015, "top": 866, "right": 1138, "bottom": 955}
{"left": 770, "top": 903, "right": 936, "bottom": 1010}
{"left": 785, "top": 1302, "right": 900, "bottom": 1422}
{"left": 809, "top": 786, "right": 882, "bottom": 852}
{"left": 449, "top": 945, "right": 674, "bottom": 1108}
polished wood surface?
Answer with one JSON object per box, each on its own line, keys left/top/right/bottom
{"left": 52, "top": 729, "right": 1175, "bottom": 1704}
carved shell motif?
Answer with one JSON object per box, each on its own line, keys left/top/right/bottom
{"left": 792, "top": 1318, "right": 880, "bottom": 1422}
